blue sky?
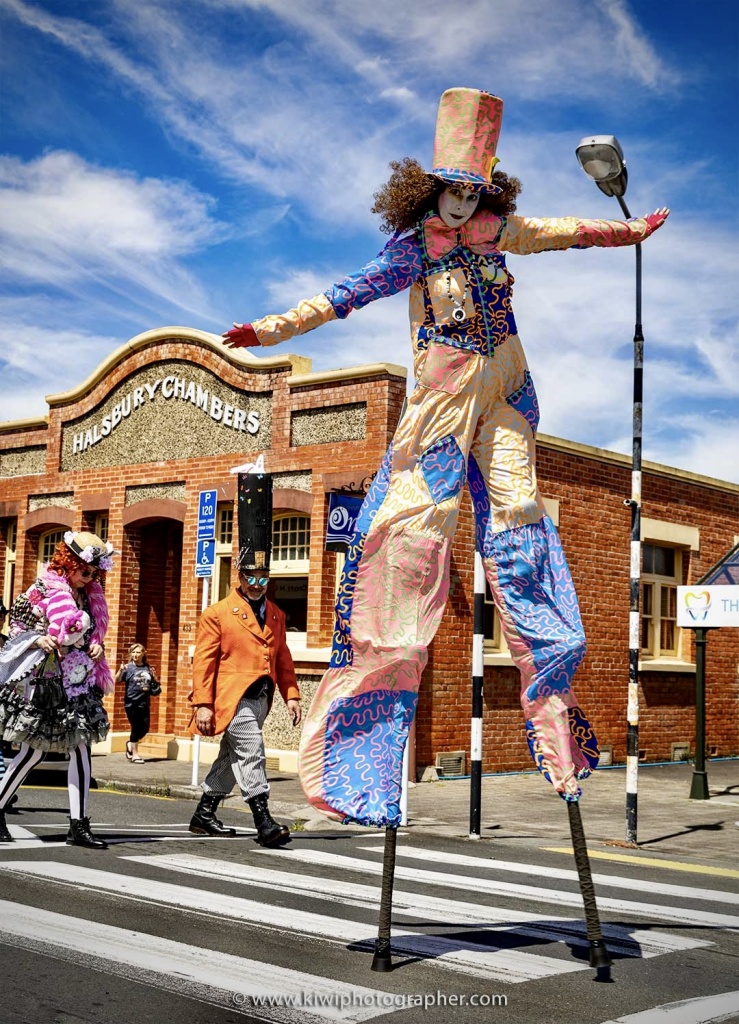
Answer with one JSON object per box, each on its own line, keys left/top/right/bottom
{"left": 1, "top": 0, "right": 737, "bottom": 482}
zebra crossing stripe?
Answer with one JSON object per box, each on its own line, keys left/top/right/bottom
{"left": 260, "top": 848, "right": 739, "bottom": 930}
{"left": 598, "top": 988, "right": 739, "bottom": 1024}
{"left": 0, "top": 898, "right": 400, "bottom": 1023}
{"left": 0, "top": 861, "right": 587, "bottom": 983}
{"left": 3, "top": 822, "right": 37, "bottom": 841}
{"left": 360, "top": 846, "right": 739, "bottom": 906}
{"left": 126, "top": 852, "right": 709, "bottom": 960}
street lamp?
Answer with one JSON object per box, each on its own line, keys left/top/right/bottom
{"left": 576, "top": 134, "right": 643, "bottom": 847}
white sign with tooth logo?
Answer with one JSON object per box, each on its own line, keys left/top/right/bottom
{"left": 677, "top": 586, "right": 739, "bottom": 628}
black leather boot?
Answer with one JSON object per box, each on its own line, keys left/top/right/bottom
{"left": 189, "top": 793, "right": 237, "bottom": 836}
{"left": 66, "top": 816, "right": 108, "bottom": 850}
{"left": 0, "top": 809, "right": 14, "bottom": 843}
{"left": 248, "top": 794, "right": 290, "bottom": 847}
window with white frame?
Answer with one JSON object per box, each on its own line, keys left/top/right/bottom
{"left": 483, "top": 579, "right": 507, "bottom": 652}
{"left": 38, "top": 529, "right": 66, "bottom": 573}
{"left": 641, "top": 543, "right": 682, "bottom": 658}
{"left": 213, "top": 503, "right": 234, "bottom": 604}
{"left": 2, "top": 520, "right": 16, "bottom": 626}
{"left": 94, "top": 514, "right": 109, "bottom": 542}
{"left": 271, "top": 513, "right": 310, "bottom": 634}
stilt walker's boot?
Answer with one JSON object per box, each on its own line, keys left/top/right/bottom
{"left": 189, "top": 793, "right": 237, "bottom": 836}
{"left": 66, "top": 816, "right": 108, "bottom": 849}
{"left": 248, "top": 794, "right": 290, "bottom": 847}
{"left": 0, "top": 809, "right": 14, "bottom": 843}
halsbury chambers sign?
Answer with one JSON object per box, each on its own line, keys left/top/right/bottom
{"left": 60, "top": 360, "right": 272, "bottom": 471}
{"left": 71, "top": 374, "right": 260, "bottom": 455}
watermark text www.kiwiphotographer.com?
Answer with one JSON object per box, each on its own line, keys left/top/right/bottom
{"left": 232, "top": 990, "right": 507, "bottom": 1010}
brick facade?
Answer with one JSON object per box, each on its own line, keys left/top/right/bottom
{"left": 2, "top": 326, "right": 738, "bottom": 772}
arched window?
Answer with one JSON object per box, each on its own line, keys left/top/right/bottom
{"left": 38, "top": 529, "right": 66, "bottom": 574}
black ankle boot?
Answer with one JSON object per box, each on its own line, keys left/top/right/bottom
{"left": 189, "top": 793, "right": 237, "bottom": 836}
{"left": 248, "top": 793, "right": 290, "bottom": 847}
{"left": 0, "top": 809, "right": 14, "bottom": 843}
{"left": 67, "top": 816, "right": 108, "bottom": 850}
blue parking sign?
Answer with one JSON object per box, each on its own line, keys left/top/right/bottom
{"left": 197, "top": 489, "right": 217, "bottom": 541}
{"left": 196, "top": 537, "right": 216, "bottom": 578}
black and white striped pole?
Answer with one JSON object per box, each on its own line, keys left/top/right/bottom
{"left": 624, "top": 251, "right": 643, "bottom": 847}
{"left": 469, "top": 551, "right": 485, "bottom": 839}
{"left": 576, "top": 136, "right": 643, "bottom": 845}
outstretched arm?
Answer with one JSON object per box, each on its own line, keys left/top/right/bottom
{"left": 498, "top": 208, "right": 670, "bottom": 255}
{"left": 222, "top": 234, "right": 424, "bottom": 350}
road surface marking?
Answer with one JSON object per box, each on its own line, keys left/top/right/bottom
{"left": 128, "top": 852, "right": 709, "bottom": 960}
{"left": 543, "top": 847, "right": 739, "bottom": 880}
{"left": 0, "top": 898, "right": 401, "bottom": 1022}
{"left": 364, "top": 846, "right": 739, "bottom": 905}
{"left": 598, "top": 988, "right": 739, "bottom": 1023}
{"left": 0, "top": 861, "right": 586, "bottom": 982}
{"left": 265, "top": 848, "right": 739, "bottom": 929}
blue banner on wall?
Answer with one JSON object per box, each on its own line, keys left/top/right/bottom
{"left": 325, "top": 493, "right": 364, "bottom": 552}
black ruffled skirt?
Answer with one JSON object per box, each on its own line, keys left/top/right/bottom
{"left": 0, "top": 684, "right": 109, "bottom": 753}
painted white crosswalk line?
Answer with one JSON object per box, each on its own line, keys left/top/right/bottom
{"left": 598, "top": 988, "right": 739, "bottom": 1024}
{"left": 4, "top": 821, "right": 36, "bottom": 840}
{"left": 0, "top": 823, "right": 251, "bottom": 850}
{"left": 260, "top": 848, "right": 739, "bottom": 930}
{"left": 126, "top": 852, "right": 710, "bottom": 961}
{"left": 356, "top": 846, "right": 739, "bottom": 906}
{"left": 0, "top": 899, "right": 400, "bottom": 1023}
{"left": 0, "top": 861, "right": 587, "bottom": 982}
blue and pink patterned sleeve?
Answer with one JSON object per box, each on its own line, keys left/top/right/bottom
{"left": 497, "top": 214, "right": 663, "bottom": 255}
{"left": 251, "top": 234, "right": 424, "bottom": 347}
{"left": 325, "top": 234, "right": 424, "bottom": 319}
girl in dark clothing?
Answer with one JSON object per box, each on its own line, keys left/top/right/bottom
{"left": 116, "top": 644, "right": 159, "bottom": 763}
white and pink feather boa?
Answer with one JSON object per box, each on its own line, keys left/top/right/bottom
{"left": 40, "top": 568, "right": 115, "bottom": 694}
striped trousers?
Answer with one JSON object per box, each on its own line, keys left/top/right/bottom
{"left": 202, "top": 694, "right": 270, "bottom": 801}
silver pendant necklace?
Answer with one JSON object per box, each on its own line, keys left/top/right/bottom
{"left": 445, "top": 271, "right": 468, "bottom": 323}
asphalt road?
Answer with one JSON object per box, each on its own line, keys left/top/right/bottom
{"left": 1, "top": 787, "right": 738, "bottom": 1024}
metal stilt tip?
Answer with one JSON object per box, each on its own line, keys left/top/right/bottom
{"left": 589, "top": 939, "right": 612, "bottom": 970}
{"left": 370, "top": 938, "right": 393, "bottom": 972}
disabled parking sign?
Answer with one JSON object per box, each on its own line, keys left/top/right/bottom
{"left": 196, "top": 537, "right": 216, "bottom": 578}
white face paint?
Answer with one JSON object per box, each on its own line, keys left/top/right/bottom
{"left": 438, "top": 186, "right": 480, "bottom": 228}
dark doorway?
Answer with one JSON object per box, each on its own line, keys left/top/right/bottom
{"left": 135, "top": 521, "right": 183, "bottom": 733}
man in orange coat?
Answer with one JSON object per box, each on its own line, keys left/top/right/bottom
{"left": 189, "top": 564, "right": 301, "bottom": 846}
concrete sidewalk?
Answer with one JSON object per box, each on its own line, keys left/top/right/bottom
{"left": 23, "top": 753, "right": 739, "bottom": 868}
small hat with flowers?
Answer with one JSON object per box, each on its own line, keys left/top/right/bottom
{"left": 63, "top": 531, "right": 115, "bottom": 571}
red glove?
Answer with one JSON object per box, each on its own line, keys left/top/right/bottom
{"left": 644, "top": 207, "right": 670, "bottom": 235}
{"left": 222, "top": 323, "right": 260, "bottom": 348}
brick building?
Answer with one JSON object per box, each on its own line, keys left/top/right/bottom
{"left": 1, "top": 326, "right": 738, "bottom": 775}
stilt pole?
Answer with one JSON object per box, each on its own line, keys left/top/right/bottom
{"left": 371, "top": 825, "right": 398, "bottom": 972}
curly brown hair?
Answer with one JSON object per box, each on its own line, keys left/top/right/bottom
{"left": 371, "top": 157, "right": 522, "bottom": 234}
{"left": 47, "top": 542, "right": 107, "bottom": 587}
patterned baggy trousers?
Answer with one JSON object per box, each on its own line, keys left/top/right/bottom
{"left": 299, "top": 337, "right": 598, "bottom": 826}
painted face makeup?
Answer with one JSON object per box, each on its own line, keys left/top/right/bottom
{"left": 438, "top": 186, "right": 480, "bottom": 228}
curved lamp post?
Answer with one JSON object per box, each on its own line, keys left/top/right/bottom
{"left": 576, "top": 135, "right": 643, "bottom": 846}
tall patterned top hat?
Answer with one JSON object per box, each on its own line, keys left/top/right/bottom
{"left": 236, "top": 472, "right": 272, "bottom": 572}
{"left": 431, "top": 87, "right": 504, "bottom": 195}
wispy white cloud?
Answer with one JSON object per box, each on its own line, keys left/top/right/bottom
{"left": 0, "top": 150, "right": 225, "bottom": 319}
